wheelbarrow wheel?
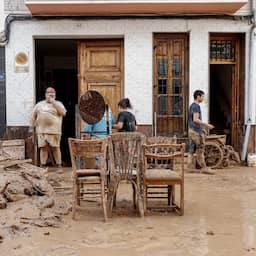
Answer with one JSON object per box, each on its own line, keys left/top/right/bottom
{"left": 204, "top": 141, "right": 224, "bottom": 169}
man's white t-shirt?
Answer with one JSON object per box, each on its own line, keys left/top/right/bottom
{"left": 33, "top": 100, "right": 66, "bottom": 135}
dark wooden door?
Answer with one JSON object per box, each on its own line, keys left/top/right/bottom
{"left": 153, "top": 34, "right": 189, "bottom": 137}
{"left": 210, "top": 34, "right": 245, "bottom": 151}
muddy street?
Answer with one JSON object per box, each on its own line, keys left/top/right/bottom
{"left": 1, "top": 166, "right": 256, "bottom": 256}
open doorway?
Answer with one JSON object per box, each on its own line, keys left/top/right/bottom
{"left": 210, "top": 64, "right": 233, "bottom": 145}
{"left": 209, "top": 34, "right": 245, "bottom": 152}
{"left": 35, "top": 39, "right": 78, "bottom": 166}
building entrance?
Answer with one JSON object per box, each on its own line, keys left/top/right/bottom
{"left": 35, "top": 39, "right": 78, "bottom": 166}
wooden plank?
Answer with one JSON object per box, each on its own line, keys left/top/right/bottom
{"left": 1, "top": 139, "right": 25, "bottom": 160}
{"left": 1, "top": 139, "right": 25, "bottom": 146}
{"left": 1, "top": 159, "right": 32, "bottom": 168}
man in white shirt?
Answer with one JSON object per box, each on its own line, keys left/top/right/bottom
{"left": 32, "top": 87, "right": 66, "bottom": 168}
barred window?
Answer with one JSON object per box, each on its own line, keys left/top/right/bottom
{"left": 210, "top": 40, "right": 236, "bottom": 62}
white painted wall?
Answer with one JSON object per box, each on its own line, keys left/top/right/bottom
{"left": 235, "top": 0, "right": 251, "bottom": 15}
{"left": 5, "top": 18, "right": 251, "bottom": 127}
{"left": 0, "top": 0, "right": 5, "bottom": 32}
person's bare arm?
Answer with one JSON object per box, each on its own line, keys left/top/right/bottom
{"left": 48, "top": 97, "right": 66, "bottom": 116}
{"left": 113, "top": 122, "right": 123, "bottom": 130}
{"left": 31, "top": 108, "right": 37, "bottom": 126}
{"left": 193, "top": 112, "right": 214, "bottom": 129}
{"left": 53, "top": 101, "right": 66, "bottom": 116}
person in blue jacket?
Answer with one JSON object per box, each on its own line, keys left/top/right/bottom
{"left": 83, "top": 103, "right": 115, "bottom": 138}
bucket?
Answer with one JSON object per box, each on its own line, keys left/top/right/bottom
{"left": 247, "top": 153, "right": 256, "bottom": 167}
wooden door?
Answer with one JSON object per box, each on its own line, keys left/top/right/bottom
{"left": 210, "top": 34, "right": 245, "bottom": 151}
{"left": 231, "top": 64, "right": 238, "bottom": 148}
{"left": 78, "top": 39, "right": 124, "bottom": 125}
{"left": 153, "top": 34, "right": 189, "bottom": 137}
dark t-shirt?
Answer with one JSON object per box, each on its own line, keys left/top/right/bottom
{"left": 117, "top": 111, "right": 137, "bottom": 132}
{"left": 188, "top": 102, "right": 202, "bottom": 134}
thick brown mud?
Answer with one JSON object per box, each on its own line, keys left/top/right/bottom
{"left": 1, "top": 166, "right": 256, "bottom": 256}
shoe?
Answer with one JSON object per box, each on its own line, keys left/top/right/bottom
{"left": 200, "top": 168, "right": 216, "bottom": 175}
{"left": 40, "top": 164, "right": 47, "bottom": 168}
{"left": 56, "top": 164, "right": 62, "bottom": 168}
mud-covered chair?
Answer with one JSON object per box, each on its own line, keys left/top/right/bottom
{"left": 107, "top": 132, "right": 145, "bottom": 217}
{"left": 68, "top": 137, "right": 108, "bottom": 221}
{"left": 142, "top": 143, "right": 185, "bottom": 215}
{"left": 145, "top": 136, "right": 177, "bottom": 207}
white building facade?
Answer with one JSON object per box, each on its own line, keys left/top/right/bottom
{"left": 1, "top": 0, "right": 256, "bottom": 160}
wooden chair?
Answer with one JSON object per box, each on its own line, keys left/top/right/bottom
{"left": 142, "top": 143, "right": 185, "bottom": 215}
{"left": 68, "top": 137, "right": 108, "bottom": 221}
{"left": 145, "top": 136, "right": 177, "bottom": 206}
{"left": 107, "top": 132, "right": 145, "bottom": 217}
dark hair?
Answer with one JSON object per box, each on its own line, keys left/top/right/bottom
{"left": 118, "top": 98, "right": 132, "bottom": 109}
{"left": 193, "top": 90, "right": 205, "bottom": 100}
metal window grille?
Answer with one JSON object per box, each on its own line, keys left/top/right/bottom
{"left": 172, "top": 57, "right": 182, "bottom": 77}
{"left": 157, "top": 58, "right": 168, "bottom": 78}
{"left": 157, "top": 94, "right": 183, "bottom": 116}
{"left": 210, "top": 40, "right": 235, "bottom": 62}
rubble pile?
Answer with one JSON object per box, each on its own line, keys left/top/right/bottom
{"left": 0, "top": 150, "right": 71, "bottom": 242}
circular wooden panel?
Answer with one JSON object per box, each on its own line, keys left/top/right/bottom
{"left": 79, "top": 90, "right": 105, "bottom": 124}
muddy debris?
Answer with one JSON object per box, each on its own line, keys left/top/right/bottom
{"left": 0, "top": 194, "right": 7, "bottom": 209}
{"left": 206, "top": 230, "right": 215, "bottom": 236}
{"left": 0, "top": 151, "right": 72, "bottom": 242}
{"left": 0, "top": 156, "right": 54, "bottom": 208}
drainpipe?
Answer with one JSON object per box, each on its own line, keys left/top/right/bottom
{"left": 0, "top": 14, "right": 33, "bottom": 46}
{"left": 241, "top": 0, "right": 256, "bottom": 161}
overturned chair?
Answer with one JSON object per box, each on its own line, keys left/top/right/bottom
{"left": 142, "top": 142, "right": 185, "bottom": 215}
{"left": 68, "top": 137, "right": 108, "bottom": 221}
